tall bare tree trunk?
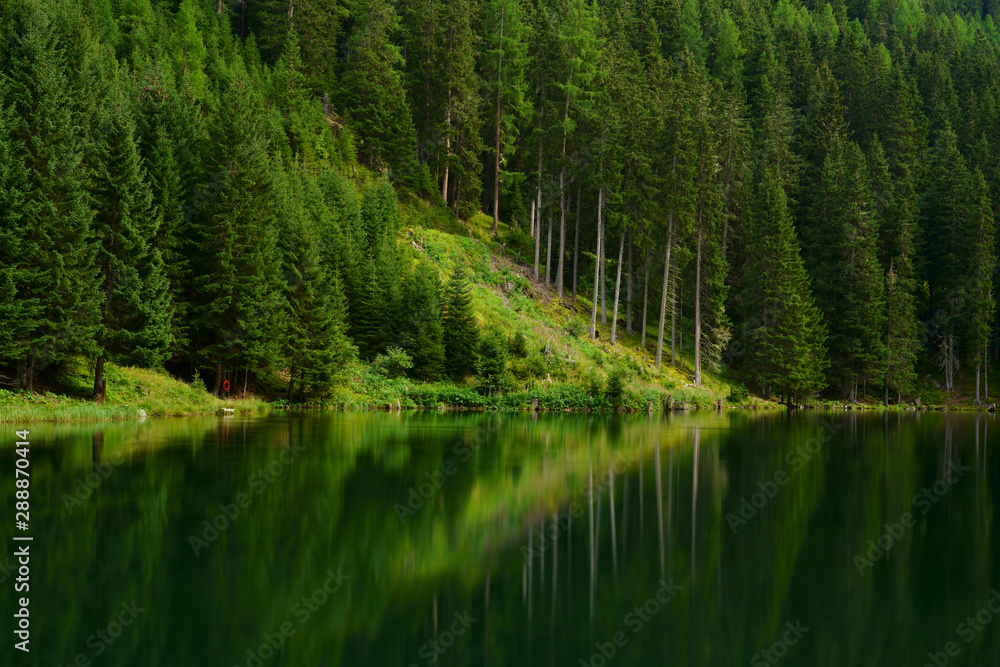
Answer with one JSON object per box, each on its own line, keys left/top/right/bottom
{"left": 610, "top": 233, "right": 625, "bottom": 346}
{"left": 529, "top": 198, "right": 536, "bottom": 238}
{"left": 626, "top": 230, "right": 633, "bottom": 334}
{"left": 641, "top": 253, "right": 649, "bottom": 349}
{"left": 546, "top": 214, "right": 553, "bottom": 285}
{"left": 534, "top": 144, "right": 542, "bottom": 281}
{"left": 694, "top": 226, "right": 702, "bottom": 387}
{"left": 441, "top": 28, "right": 454, "bottom": 203}
{"left": 655, "top": 212, "right": 674, "bottom": 369}
{"left": 590, "top": 186, "right": 604, "bottom": 339}
{"left": 557, "top": 86, "right": 571, "bottom": 298}
{"left": 491, "top": 1, "right": 506, "bottom": 236}
{"left": 600, "top": 222, "right": 607, "bottom": 324}
{"left": 572, "top": 184, "right": 581, "bottom": 301}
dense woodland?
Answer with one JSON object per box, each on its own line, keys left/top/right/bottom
{"left": 1, "top": 0, "right": 999, "bottom": 404}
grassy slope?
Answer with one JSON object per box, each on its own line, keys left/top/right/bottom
{"left": 0, "top": 362, "right": 269, "bottom": 423}
{"left": 379, "top": 197, "right": 757, "bottom": 409}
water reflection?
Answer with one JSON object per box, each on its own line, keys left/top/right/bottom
{"left": 0, "top": 411, "right": 997, "bottom": 666}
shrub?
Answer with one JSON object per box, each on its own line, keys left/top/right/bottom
{"left": 510, "top": 331, "right": 529, "bottom": 358}
{"left": 373, "top": 347, "right": 414, "bottom": 378}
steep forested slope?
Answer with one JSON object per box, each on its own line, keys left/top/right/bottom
{"left": 2, "top": 0, "right": 999, "bottom": 407}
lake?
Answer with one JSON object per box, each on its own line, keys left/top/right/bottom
{"left": 2, "top": 411, "right": 998, "bottom": 667}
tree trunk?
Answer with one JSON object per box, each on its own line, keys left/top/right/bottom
{"left": 985, "top": 347, "right": 989, "bottom": 402}
{"left": 24, "top": 352, "right": 35, "bottom": 392}
{"left": 213, "top": 361, "right": 222, "bottom": 396}
{"left": 641, "top": 252, "right": 649, "bottom": 349}
{"left": 557, "top": 88, "right": 571, "bottom": 298}
{"left": 671, "top": 262, "right": 679, "bottom": 368}
{"left": 610, "top": 233, "right": 625, "bottom": 346}
{"left": 546, "top": 213, "right": 553, "bottom": 286}
{"left": 626, "top": 230, "right": 633, "bottom": 334}
{"left": 441, "top": 28, "right": 454, "bottom": 204}
{"left": 590, "top": 186, "right": 604, "bottom": 339}
{"left": 694, "top": 226, "right": 702, "bottom": 387}
{"left": 655, "top": 213, "right": 674, "bottom": 369}
{"left": 93, "top": 355, "right": 106, "bottom": 404}
{"left": 529, "top": 198, "right": 536, "bottom": 238}
{"left": 572, "top": 184, "right": 581, "bottom": 301}
{"left": 600, "top": 223, "right": 606, "bottom": 324}
{"left": 534, "top": 144, "right": 543, "bottom": 281}
{"left": 298, "top": 368, "right": 305, "bottom": 403}
{"left": 976, "top": 361, "right": 981, "bottom": 405}
{"left": 491, "top": 1, "right": 505, "bottom": 236}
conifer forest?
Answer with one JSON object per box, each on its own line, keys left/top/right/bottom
{"left": 3, "top": 0, "right": 1000, "bottom": 407}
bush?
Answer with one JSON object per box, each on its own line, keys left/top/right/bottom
{"left": 373, "top": 347, "right": 414, "bottom": 379}
{"left": 727, "top": 384, "right": 750, "bottom": 404}
{"left": 510, "top": 331, "right": 529, "bottom": 358}
{"left": 606, "top": 365, "right": 627, "bottom": 409}
{"left": 564, "top": 319, "right": 586, "bottom": 338}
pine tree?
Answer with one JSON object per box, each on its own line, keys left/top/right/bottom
{"left": 0, "top": 90, "right": 36, "bottom": 368}
{"left": 923, "top": 124, "right": 971, "bottom": 392}
{"left": 3, "top": 6, "right": 100, "bottom": 390}
{"left": 402, "top": 262, "right": 447, "bottom": 381}
{"left": 89, "top": 93, "right": 173, "bottom": 402}
{"left": 743, "top": 167, "right": 827, "bottom": 403}
{"left": 442, "top": 265, "right": 479, "bottom": 378}
{"left": 279, "top": 166, "right": 353, "bottom": 400}
{"left": 340, "top": 0, "right": 418, "bottom": 180}
{"left": 192, "top": 76, "right": 286, "bottom": 393}
{"left": 965, "top": 170, "right": 995, "bottom": 404}
{"left": 475, "top": 329, "right": 508, "bottom": 395}
{"left": 814, "top": 140, "right": 887, "bottom": 400}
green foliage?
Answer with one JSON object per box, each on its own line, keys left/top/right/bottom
{"left": 442, "top": 265, "right": 479, "bottom": 378}
{"left": 373, "top": 346, "right": 414, "bottom": 379}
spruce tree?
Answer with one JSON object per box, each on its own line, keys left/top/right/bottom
{"left": 4, "top": 6, "right": 100, "bottom": 390}
{"left": 442, "top": 265, "right": 479, "bottom": 378}
{"left": 402, "top": 262, "right": 447, "bottom": 381}
{"left": 965, "top": 170, "right": 996, "bottom": 404}
{"left": 743, "top": 167, "right": 827, "bottom": 403}
{"left": 340, "top": 0, "right": 418, "bottom": 180}
{"left": 279, "top": 166, "right": 353, "bottom": 400}
{"left": 89, "top": 94, "right": 173, "bottom": 402}
{"left": 192, "top": 76, "right": 285, "bottom": 393}
{"left": 0, "top": 92, "right": 35, "bottom": 368}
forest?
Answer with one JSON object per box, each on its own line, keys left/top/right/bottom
{"left": 1, "top": 0, "right": 999, "bottom": 406}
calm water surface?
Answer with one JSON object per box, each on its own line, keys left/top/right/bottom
{"left": 1, "top": 411, "right": 998, "bottom": 666}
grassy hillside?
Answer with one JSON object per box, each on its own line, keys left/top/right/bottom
{"left": 317, "top": 199, "right": 758, "bottom": 412}
{"left": 0, "top": 363, "right": 269, "bottom": 423}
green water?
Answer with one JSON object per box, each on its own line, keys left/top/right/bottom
{"left": 1, "top": 411, "right": 998, "bottom": 667}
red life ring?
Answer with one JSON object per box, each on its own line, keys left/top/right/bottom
{"left": 223, "top": 379, "right": 231, "bottom": 391}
